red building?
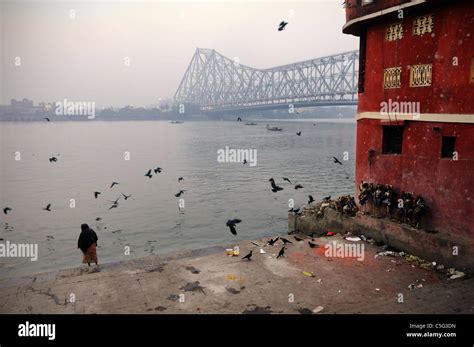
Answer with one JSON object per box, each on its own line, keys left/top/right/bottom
{"left": 343, "top": 0, "right": 474, "bottom": 237}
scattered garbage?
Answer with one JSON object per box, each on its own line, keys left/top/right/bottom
{"left": 375, "top": 288, "right": 380, "bottom": 291}
{"left": 226, "top": 246, "right": 240, "bottom": 257}
{"left": 345, "top": 236, "right": 361, "bottom": 242}
{"left": 408, "top": 280, "right": 424, "bottom": 290}
{"left": 302, "top": 271, "right": 315, "bottom": 277}
{"left": 312, "top": 306, "right": 324, "bottom": 313}
{"left": 375, "top": 250, "right": 404, "bottom": 258}
{"left": 259, "top": 248, "right": 266, "bottom": 254}
{"left": 447, "top": 268, "right": 465, "bottom": 280}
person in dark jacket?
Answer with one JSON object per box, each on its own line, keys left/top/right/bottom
{"left": 78, "top": 223, "right": 98, "bottom": 266}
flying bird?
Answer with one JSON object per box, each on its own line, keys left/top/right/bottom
{"left": 110, "top": 182, "right": 119, "bottom": 188}
{"left": 154, "top": 167, "right": 163, "bottom": 174}
{"left": 278, "top": 21, "right": 288, "bottom": 31}
{"left": 95, "top": 217, "right": 102, "bottom": 221}
{"left": 242, "top": 250, "right": 253, "bottom": 261}
{"left": 226, "top": 219, "right": 242, "bottom": 235}
{"left": 308, "top": 195, "right": 315, "bottom": 204}
{"left": 108, "top": 204, "right": 119, "bottom": 210}
{"left": 108, "top": 197, "right": 120, "bottom": 205}
{"left": 43, "top": 203, "right": 52, "bottom": 211}
{"left": 121, "top": 193, "right": 132, "bottom": 200}
{"left": 94, "top": 192, "right": 101, "bottom": 199}
{"left": 44, "top": 117, "right": 50, "bottom": 122}
{"left": 294, "top": 184, "right": 304, "bottom": 190}
{"left": 145, "top": 169, "right": 153, "bottom": 178}
{"left": 276, "top": 247, "right": 285, "bottom": 259}
{"left": 178, "top": 177, "right": 184, "bottom": 182}
{"left": 237, "top": 117, "right": 242, "bottom": 122}
{"left": 175, "top": 190, "right": 186, "bottom": 198}
{"left": 296, "top": 131, "right": 301, "bottom": 136}
{"left": 49, "top": 157, "right": 58, "bottom": 163}
{"left": 282, "top": 177, "right": 292, "bottom": 184}
{"left": 243, "top": 159, "right": 247, "bottom": 165}
{"left": 268, "top": 236, "right": 279, "bottom": 246}
{"left": 281, "top": 237, "right": 293, "bottom": 245}
{"left": 332, "top": 156, "right": 343, "bottom": 165}
{"left": 323, "top": 195, "right": 331, "bottom": 201}
{"left": 269, "top": 178, "right": 283, "bottom": 192}
{"left": 3, "top": 207, "right": 12, "bottom": 215}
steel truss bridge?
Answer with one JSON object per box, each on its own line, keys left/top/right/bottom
{"left": 174, "top": 48, "right": 359, "bottom": 113}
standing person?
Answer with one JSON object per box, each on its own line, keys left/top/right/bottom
{"left": 78, "top": 223, "right": 99, "bottom": 267}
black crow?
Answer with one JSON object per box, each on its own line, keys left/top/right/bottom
{"left": 332, "top": 157, "right": 343, "bottom": 165}
{"left": 145, "top": 169, "right": 153, "bottom": 178}
{"left": 282, "top": 177, "right": 292, "bottom": 184}
{"left": 294, "top": 184, "right": 304, "bottom": 190}
{"left": 308, "top": 195, "right": 315, "bottom": 204}
{"left": 178, "top": 177, "right": 184, "bottom": 182}
{"left": 175, "top": 190, "right": 185, "bottom": 198}
{"left": 296, "top": 131, "right": 301, "bottom": 136}
{"left": 94, "top": 192, "right": 101, "bottom": 199}
{"left": 278, "top": 21, "right": 288, "bottom": 31}
{"left": 154, "top": 167, "right": 163, "bottom": 174}
{"left": 269, "top": 178, "right": 283, "bottom": 192}
{"left": 276, "top": 247, "right": 285, "bottom": 258}
{"left": 281, "top": 237, "right": 293, "bottom": 245}
{"left": 44, "top": 117, "right": 50, "bottom": 122}
{"left": 3, "top": 207, "right": 12, "bottom": 215}
{"left": 122, "top": 193, "right": 132, "bottom": 200}
{"left": 226, "top": 219, "right": 242, "bottom": 235}
{"left": 242, "top": 250, "right": 253, "bottom": 261}
{"left": 268, "top": 236, "right": 279, "bottom": 246}
{"left": 110, "top": 182, "right": 119, "bottom": 188}
{"left": 49, "top": 157, "right": 57, "bottom": 163}
{"left": 43, "top": 203, "right": 52, "bottom": 211}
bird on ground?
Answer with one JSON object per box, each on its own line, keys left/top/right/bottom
{"left": 94, "top": 192, "right": 101, "bottom": 199}
{"left": 44, "top": 117, "right": 50, "bottom": 122}
{"left": 49, "top": 157, "right": 58, "bottom": 163}
{"left": 226, "top": 219, "right": 242, "bottom": 235}
{"left": 242, "top": 250, "right": 253, "bottom": 261}
{"left": 110, "top": 182, "right": 119, "bottom": 188}
{"left": 154, "top": 167, "right": 163, "bottom": 174}
{"left": 175, "top": 190, "right": 185, "bottom": 198}
{"left": 281, "top": 237, "right": 293, "bottom": 245}
{"left": 243, "top": 159, "right": 248, "bottom": 165}
{"left": 3, "top": 207, "right": 12, "bottom": 215}
{"left": 323, "top": 195, "right": 331, "bottom": 201}
{"left": 122, "top": 193, "right": 132, "bottom": 200}
{"left": 278, "top": 21, "right": 288, "bottom": 31}
{"left": 296, "top": 131, "right": 301, "bottom": 136}
{"left": 145, "top": 169, "right": 153, "bottom": 178}
{"left": 269, "top": 178, "right": 284, "bottom": 192}
{"left": 282, "top": 177, "right": 292, "bottom": 184}
{"left": 308, "top": 241, "right": 318, "bottom": 248}
{"left": 178, "top": 177, "right": 184, "bottom": 182}
{"left": 293, "top": 235, "right": 303, "bottom": 242}
{"left": 268, "top": 236, "right": 279, "bottom": 246}
{"left": 308, "top": 195, "right": 315, "bottom": 204}
{"left": 288, "top": 207, "right": 300, "bottom": 213}
{"left": 294, "top": 184, "right": 304, "bottom": 190}
{"left": 276, "top": 247, "right": 285, "bottom": 258}
{"left": 43, "top": 203, "right": 52, "bottom": 211}
{"left": 332, "top": 156, "right": 343, "bottom": 165}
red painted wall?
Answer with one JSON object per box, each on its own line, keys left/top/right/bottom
{"left": 358, "top": 0, "right": 474, "bottom": 115}
{"left": 354, "top": 1, "right": 474, "bottom": 237}
{"left": 356, "top": 119, "right": 474, "bottom": 236}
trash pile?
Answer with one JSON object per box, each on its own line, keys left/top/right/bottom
{"left": 359, "top": 181, "right": 427, "bottom": 229}
{"left": 302, "top": 194, "right": 359, "bottom": 219}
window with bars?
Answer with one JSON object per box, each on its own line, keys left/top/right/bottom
{"left": 410, "top": 64, "right": 432, "bottom": 87}
{"left": 413, "top": 14, "right": 434, "bottom": 36}
{"left": 386, "top": 23, "right": 404, "bottom": 41}
{"left": 384, "top": 67, "right": 402, "bottom": 89}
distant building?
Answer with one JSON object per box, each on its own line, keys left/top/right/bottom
{"left": 344, "top": 0, "right": 474, "bottom": 236}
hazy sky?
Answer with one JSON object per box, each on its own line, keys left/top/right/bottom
{"left": 1, "top": 1, "right": 358, "bottom": 107}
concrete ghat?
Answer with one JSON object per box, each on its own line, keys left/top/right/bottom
{"left": 0, "top": 235, "right": 473, "bottom": 314}
{"left": 289, "top": 208, "right": 474, "bottom": 273}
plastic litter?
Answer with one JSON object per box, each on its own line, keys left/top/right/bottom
{"left": 312, "top": 306, "right": 324, "bottom": 313}
{"left": 303, "top": 271, "right": 315, "bottom": 277}
{"left": 259, "top": 248, "right": 266, "bottom": 254}
{"left": 346, "top": 236, "right": 361, "bottom": 242}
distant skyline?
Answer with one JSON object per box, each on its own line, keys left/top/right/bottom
{"left": 1, "top": 1, "right": 358, "bottom": 107}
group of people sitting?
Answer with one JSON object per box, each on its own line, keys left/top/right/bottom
{"left": 358, "top": 181, "right": 427, "bottom": 228}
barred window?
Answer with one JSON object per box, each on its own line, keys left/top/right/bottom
{"left": 410, "top": 64, "right": 432, "bottom": 87}
{"left": 413, "top": 15, "right": 434, "bottom": 36}
{"left": 384, "top": 67, "right": 402, "bottom": 89}
{"left": 386, "top": 23, "right": 404, "bottom": 41}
